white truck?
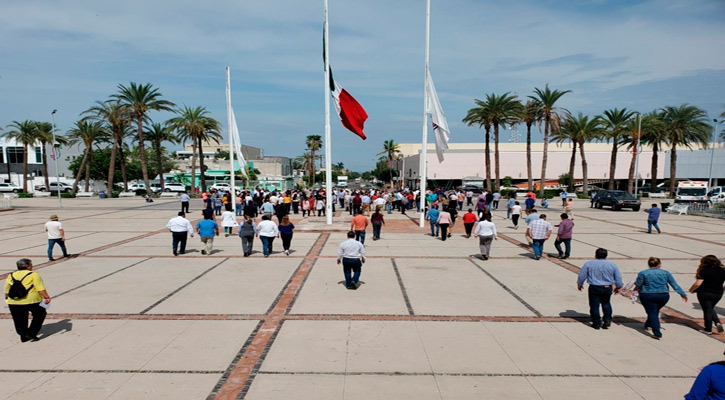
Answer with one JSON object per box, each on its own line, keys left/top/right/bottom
{"left": 337, "top": 175, "right": 348, "bottom": 187}
{"left": 674, "top": 181, "right": 708, "bottom": 203}
{"left": 707, "top": 186, "right": 725, "bottom": 205}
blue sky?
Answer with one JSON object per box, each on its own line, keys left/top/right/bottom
{"left": 1, "top": 0, "right": 724, "bottom": 171}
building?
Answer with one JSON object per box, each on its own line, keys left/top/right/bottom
{"left": 665, "top": 147, "right": 725, "bottom": 187}
{"left": 0, "top": 137, "right": 46, "bottom": 184}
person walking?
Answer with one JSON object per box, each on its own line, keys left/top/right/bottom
{"left": 688, "top": 255, "right": 725, "bottom": 334}
{"left": 554, "top": 213, "right": 574, "bottom": 259}
{"left": 684, "top": 355, "right": 725, "bottom": 400}
{"left": 238, "top": 215, "right": 257, "bottom": 257}
{"left": 436, "top": 208, "right": 453, "bottom": 241}
{"left": 577, "top": 248, "right": 624, "bottom": 330}
{"left": 337, "top": 231, "right": 366, "bottom": 290}
{"left": 506, "top": 194, "right": 515, "bottom": 220}
{"left": 446, "top": 204, "right": 458, "bottom": 238}
{"left": 350, "top": 210, "right": 369, "bottom": 244}
{"left": 370, "top": 210, "right": 385, "bottom": 240}
{"left": 492, "top": 191, "right": 500, "bottom": 209}
{"left": 361, "top": 192, "right": 371, "bottom": 216}
{"left": 4, "top": 259, "right": 51, "bottom": 342}
{"left": 234, "top": 193, "right": 243, "bottom": 216}
{"left": 462, "top": 208, "right": 478, "bottom": 238}
{"left": 180, "top": 192, "right": 191, "bottom": 214}
{"left": 635, "top": 257, "right": 688, "bottom": 339}
{"left": 457, "top": 191, "right": 465, "bottom": 210}
{"left": 564, "top": 198, "right": 574, "bottom": 219}
{"left": 527, "top": 214, "right": 552, "bottom": 260}
{"left": 473, "top": 214, "right": 497, "bottom": 260}
{"left": 166, "top": 211, "right": 194, "bottom": 256}
{"left": 524, "top": 194, "right": 535, "bottom": 211}
{"left": 278, "top": 215, "right": 295, "bottom": 255}
{"left": 195, "top": 213, "right": 219, "bottom": 255}
{"left": 644, "top": 203, "right": 661, "bottom": 234}
{"left": 560, "top": 190, "right": 568, "bottom": 207}
{"left": 511, "top": 201, "right": 522, "bottom": 229}
{"left": 466, "top": 190, "right": 473, "bottom": 206}
{"left": 256, "top": 215, "right": 279, "bottom": 258}
{"left": 45, "top": 214, "right": 71, "bottom": 262}
{"left": 213, "top": 193, "right": 223, "bottom": 215}
{"left": 427, "top": 205, "right": 440, "bottom": 237}
{"left": 261, "top": 198, "right": 275, "bottom": 219}
{"left": 221, "top": 209, "right": 238, "bottom": 237}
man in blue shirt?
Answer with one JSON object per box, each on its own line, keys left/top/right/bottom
{"left": 644, "top": 203, "right": 661, "bottom": 234}
{"left": 426, "top": 205, "right": 440, "bottom": 237}
{"left": 577, "top": 248, "right": 623, "bottom": 330}
{"left": 524, "top": 195, "right": 535, "bottom": 210}
{"left": 195, "top": 214, "right": 219, "bottom": 255}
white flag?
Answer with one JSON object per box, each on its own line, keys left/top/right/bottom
{"left": 230, "top": 110, "right": 248, "bottom": 178}
{"left": 426, "top": 71, "right": 450, "bottom": 163}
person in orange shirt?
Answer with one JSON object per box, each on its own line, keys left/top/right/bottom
{"left": 462, "top": 208, "right": 478, "bottom": 238}
{"left": 350, "top": 210, "right": 369, "bottom": 244}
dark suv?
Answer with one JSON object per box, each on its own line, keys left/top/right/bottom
{"left": 593, "top": 190, "right": 641, "bottom": 211}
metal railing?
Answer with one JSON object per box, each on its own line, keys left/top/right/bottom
{"left": 0, "top": 198, "right": 12, "bottom": 209}
{"left": 687, "top": 203, "right": 725, "bottom": 219}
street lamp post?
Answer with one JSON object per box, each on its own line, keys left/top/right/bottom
{"left": 708, "top": 119, "right": 721, "bottom": 190}
{"left": 50, "top": 110, "right": 62, "bottom": 208}
{"left": 633, "top": 113, "right": 643, "bottom": 196}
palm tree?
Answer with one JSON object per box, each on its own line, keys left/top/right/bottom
{"left": 82, "top": 100, "right": 130, "bottom": 191}
{"left": 556, "top": 114, "right": 603, "bottom": 193}
{"left": 2, "top": 120, "right": 39, "bottom": 192}
{"left": 463, "top": 99, "right": 493, "bottom": 190}
{"left": 517, "top": 100, "right": 543, "bottom": 191}
{"left": 33, "top": 122, "right": 55, "bottom": 191}
{"left": 332, "top": 162, "right": 345, "bottom": 174}
{"left": 639, "top": 111, "right": 667, "bottom": 190}
{"left": 305, "top": 135, "right": 323, "bottom": 185}
{"left": 529, "top": 85, "right": 571, "bottom": 197}
{"left": 144, "top": 122, "right": 178, "bottom": 191}
{"left": 67, "top": 120, "right": 109, "bottom": 193}
{"left": 621, "top": 113, "right": 664, "bottom": 194}
{"left": 551, "top": 118, "right": 579, "bottom": 192}
{"left": 484, "top": 93, "right": 521, "bottom": 189}
{"left": 112, "top": 83, "right": 175, "bottom": 194}
{"left": 376, "top": 139, "right": 401, "bottom": 188}
{"left": 295, "top": 152, "right": 315, "bottom": 186}
{"left": 600, "top": 108, "right": 635, "bottom": 190}
{"left": 660, "top": 104, "right": 711, "bottom": 194}
{"left": 168, "top": 106, "right": 221, "bottom": 192}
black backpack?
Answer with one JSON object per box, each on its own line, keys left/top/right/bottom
{"left": 8, "top": 272, "right": 34, "bottom": 300}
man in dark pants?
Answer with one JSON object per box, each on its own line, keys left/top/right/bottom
{"left": 165, "top": 211, "right": 194, "bottom": 256}
{"left": 180, "top": 192, "right": 191, "bottom": 213}
{"left": 577, "top": 248, "right": 623, "bottom": 329}
{"left": 337, "top": 231, "right": 366, "bottom": 290}
{"left": 4, "top": 259, "right": 51, "bottom": 342}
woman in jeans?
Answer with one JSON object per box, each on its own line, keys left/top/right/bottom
{"left": 689, "top": 255, "right": 725, "bottom": 335}
{"left": 278, "top": 215, "right": 295, "bottom": 256}
{"left": 370, "top": 210, "right": 385, "bottom": 240}
{"left": 635, "top": 257, "right": 688, "bottom": 339}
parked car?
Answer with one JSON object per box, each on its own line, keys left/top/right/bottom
{"left": 34, "top": 181, "right": 73, "bottom": 193}
{"left": 593, "top": 190, "right": 641, "bottom": 211}
{"left": 127, "top": 183, "right": 147, "bottom": 192}
{"left": 0, "top": 183, "right": 23, "bottom": 193}
{"left": 162, "top": 182, "right": 186, "bottom": 192}
{"left": 211, "top": 183, "right": 232, "bottom": 192}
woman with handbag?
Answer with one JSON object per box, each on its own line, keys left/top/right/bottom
{"left": 689, "top": 255, "right": 725, "bottom": 335}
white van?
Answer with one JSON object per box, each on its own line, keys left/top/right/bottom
{"left": 675, "top": 181, "right": 708, "bottom": 203}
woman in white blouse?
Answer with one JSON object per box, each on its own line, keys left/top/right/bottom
{"left": 473, "top": 214, "right": 497, "bottom": 260}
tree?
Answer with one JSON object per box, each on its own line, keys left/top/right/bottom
{"left": 622, "top": 113, "right": 665, "bottom": 193}
{"left": 463, "top": 99, "right": 493, "bottom": 190}
{"left": 33, "top": 122, "right": 56, "bottom": 191}
{"left": 556, "top": 114, "right": 602, "bottom": 193}
{"left": 2, "top": 120, "right": 38, "bottom": 192}
{"left": 112, "top": 83, "right": 175, "bottom": 194}
{"left": 168, "top": 106, "right": 221, "bottom": 192}
{"left": 144, "top": 122, "right": 178, "bottom": 191}
{"left": 332, "top": 162, "right": 345, "bottom": 173}
{"left": 484, "top": 93, "right": 521, "bottom": 189}
{"left": 305, "top": 135, "right": 322, "bottom": 185}
{"left": 529, "top": 85, "right": 571, "bottom": 197}
{"left": 294, "top": 152, "right": 315, "bottom": 186}
{"left": 81, "top": 100, "right": 131, "bottom": 191}
{"left": 376, "top": 139, "right": 401, "bottom": 188}
{"left": 640, "top": 111, "right": 667, "bottom": 190}
{"left": 67, "top": 120, "right": 109, "bottom": 192}
{"left": 517, "top": 100, "right": 543, "bottom": 191}
{"left": 661, "top": 104, "right": 711, "bottom": 194}
{"left": 601, "top": 108, "right": 636, "bottom": 190}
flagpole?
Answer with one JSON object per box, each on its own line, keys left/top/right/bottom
{"left": 323, "top": 0, "right": 333, "bottom": 225}
{"left": 418, "top": 0, "right": 431, "bottom": 228}
{"left": 226, "top": 67, "right": 236, "bottom": 193}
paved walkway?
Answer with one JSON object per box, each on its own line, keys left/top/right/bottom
{"left": 0, "top": 197, "right": 722, "bottom": 399}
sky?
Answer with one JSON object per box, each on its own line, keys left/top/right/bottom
{"left": 1, "top": 0, "right": 724, "bottom": 171}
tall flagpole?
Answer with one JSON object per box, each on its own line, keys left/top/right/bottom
{"left": 418, "top": 0, "right": 431, "bottom": 228}
{"left": 226, "top": 67, "right": 236, "bottom": 193}
{"left": 323, "top": 0, "right": 333, "bottom": 225}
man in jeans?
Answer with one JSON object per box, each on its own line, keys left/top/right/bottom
{"left": 44, "top": 214, "right": 71, "bottom": 261}
{"left": 577, "top": 248, "right": 623, "bottom": 330}
{"left": 350, "top": 210, "right": 369, "bottom": 245}
{"left": 644, "top": 203, "right": 661, "bottom": 234}
{"left": 337, "top": 231, "right": 366, "bottom": 290}
{"left": 527, "top": 214, "right": 552, "bottom": 260}
{"left": 554, "top": 213, "right": 574, "bottom": 259}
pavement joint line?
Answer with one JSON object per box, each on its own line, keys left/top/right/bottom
{"left": 467, "top": 258, "right": 543, "bottom": 317}
{"left": 0, "top": 369, "right": 226, "bottom": 374}
{"left": 140, "top": 257, "right": 230, "bottom": 315}
{"left": 54, "top": 257, "right": 152, "bottom": 298}
{"left": 253, "top": 371, "right": 698, "bottom": 378}
{"left": 610, "top": 233, "right": 705, "bottom": 257}
{"left": 0, "top": 231, "right": 97, "bottom": 255}
{"left": 206, "top": 320, "right": 265, "bottom": 400}
{"left": 390, "top": 258, "right": 415, "bottom": 316}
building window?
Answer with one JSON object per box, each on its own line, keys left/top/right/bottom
{"left": 7, "top": 147, "right": 24, "bottom": 164}
{"left": 35, "top": 147, "right": 42, "bottom": 163}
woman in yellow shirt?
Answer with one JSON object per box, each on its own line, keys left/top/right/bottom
{"left": 4, "top": 259, "right": 51, "bottom": 342}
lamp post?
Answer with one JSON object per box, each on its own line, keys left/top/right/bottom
{"left": 50, "top": 109, "right": 63, "bottom": 208}
{"left": 708, "top": 119, "right": 721, "bottom": 190}
{"left": 633, "top": 113, "right": 643, "bottom": 196}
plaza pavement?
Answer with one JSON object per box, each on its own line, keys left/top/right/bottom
{"left": 0, "top": 196, "right": 723, "bottom": 399}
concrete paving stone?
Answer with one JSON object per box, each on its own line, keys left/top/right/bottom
{"left": 345, "top": 321, "right": 438, "bottom": 373}
{"left": 245, "top": 373, "right": 345, "bottom": 400}
{"left": 436, "top": 375, "right": 542, "bottom": 400}
{"left": 106, "top": 373, "right": 222, "bottom": 400}
{"left": 4, "top": 372, "right": 130, "bottom": 400}
{"left": 0, "top": 373, "right": 43, "bottom": 399}
{"left": 620, "top": 377, "right": 695, "bottom": 400}
{"left": 614, "top": 233, "right": 722, "bottom": 257}
{"left": 3, "top": 232, "right": 145, "bottom": 256}
{"left": 571, "top": 234, "right": 689, "bottom": 259}
{"left": 149, "top": 258, "right": 300, "bottom": 314}
{"left": 290, "top": 258, "right": 409, "bottom": 315}
{"left": 342, "top": 374, "right": 442, "bottom": 400}
{"left": 29, "top": 256, "right": 148, "bottom": 296}
{"left": 527, "top": 376, "right": 645, "bottom": 399}
{"left": 260, "top": 320, "right": 349, "bottom": 372}
{"left": 396, "top": 258, "right": 535, "bottom": 316}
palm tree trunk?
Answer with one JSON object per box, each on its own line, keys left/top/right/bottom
{"left": 136, "top": 117, "right": 151, "bottom": 194}
{"left": 608, "top": 141, "right": 618, "bottom": 190}
{"left": 107, "top": 135, "right": 118, "bottom": 192}
{"left": 526, "top": 123, "right": 533, "bottom": 191}
{"left": 72, "top": 148, "right": 89, "bottom": 193}
{"left": 539, "top": 117, "right": 550, "bottom": 197}
{"left": 22, "top": 148, "right": 28, "bottom": 193}
{"left": 155, "top": 140, "right": 164, "bottom": 191}
{"left": 567, "top": 142, "right": 577, "bottom": 192}
{"left": 650, "top": 142, "right": 658, "bottom": 189}
{"left": 579, "top": 142, "right": 589, "bottom": 193}
{"left": 84, "top": 144, "right": 92, "bottom": 192}
{"left": 627, "top": 146, "right": 637, "bottom": 194}
{"left": 494, "top": 124, "right": 501, "bottom": 190}
{"left": 310, "top": 150, "right": 316, "bottom": 185}
{"left": 198, "top": 137, "right": 207, "bottom": 192}
{"left": 42, "top": 142, "right": 50, "bottom": 190}
{"left": 668, "top": 145, "right": 677, "bottom": 194}
{"left": 190, "top": 141, "right": 197, "bottom": 193}
{"left": 484, "top": 125, "right": 492, "bottom": 191}
{"left": 118, "top": 140, "right": 128, "bottom": 191}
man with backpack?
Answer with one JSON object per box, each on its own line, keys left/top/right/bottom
{"left": 4, "top": 258, "right": 51, "bottom": 342}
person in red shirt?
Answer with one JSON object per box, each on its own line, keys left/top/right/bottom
{"left": 462, "top": 208, "right": 478, "bottom": 238}
{"left": 371, "top": 210, "right": 385, "bottom": 240}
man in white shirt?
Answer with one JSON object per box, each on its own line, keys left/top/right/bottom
{"left": 337, "top": 231, "right": 367, "bottom": 290}
{"left": 166, "top": 211, "right": 194, "bottom": 256}
{"left": 180, "top": 192, "right": 191, "bottom": 213}
{"left": 44, "top": 214, "right": 70, "bottom": 261}
{"left": 373, "top": 196, "right": 386, "bottom": 212}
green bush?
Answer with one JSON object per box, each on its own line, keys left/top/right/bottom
{"left": 134, "top": 189, "right": 147, "bottom": 196}
{"left": 18, "top": 193, "right": 33, "bottom": 198}
{"left": 111, "top": 191, "right": 120, "bottom": 198}
{"left": 61, "top": 193, "right": 76, "bottom": 198}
